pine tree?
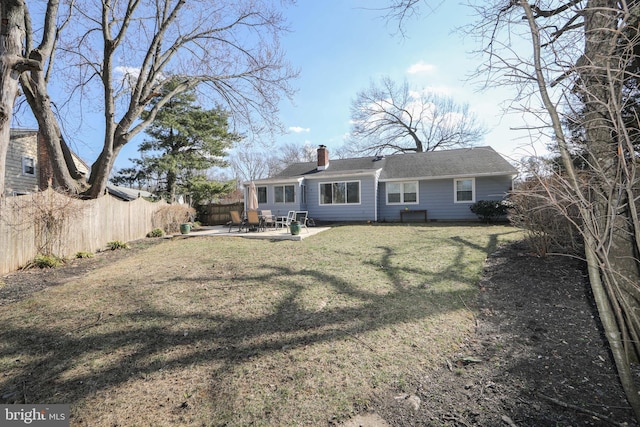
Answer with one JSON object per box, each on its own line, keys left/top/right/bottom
{"left": 113, "top": 86, "right": 241, "bottom": 203}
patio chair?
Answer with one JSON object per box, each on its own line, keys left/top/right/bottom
{"left": 294, "top": 211, "right": 310, "bottom": 233}
{"left": 228, "top": 210, "right": 246, "bottom": 232}
{"left": 260, "top": 210, "right": 277, "bottom": 230}
{"left": 276, "top": 210, "right": 296, "bottom": 230}
{"left": 246, "top": 210, "right": 262, "bottom": 232}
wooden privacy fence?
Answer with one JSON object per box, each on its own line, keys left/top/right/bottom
{"left": 197, "top": 202, "right": 244, "bottom": 225}
{"left": 0, "top": 189, "right": 168, "bottom": 275}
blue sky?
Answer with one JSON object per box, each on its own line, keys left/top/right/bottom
{"left": 14, "top": 1, "right": 548, "bottom": 172}
{"left": 275, "top": 1, "right": 548, "bottom": 165}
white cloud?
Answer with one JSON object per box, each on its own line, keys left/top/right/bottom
{"left": 289, "top": 126, "right": 311, "bottom": 133}
{"left": 409, "top": 86, "right": 451, "bottom": 97}
{"left": 114, "top": 66, "right": 165, "bottom": 89}
{"left": 115, "top": 66, "right": 140, "bottom": 77}
{"left": 114, "top": 66, "right": 140, "bottom": 87}
{"left": 407, "top": 61, "right": 436, "bottom": 74}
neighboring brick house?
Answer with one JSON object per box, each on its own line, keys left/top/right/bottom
{"left": 3, "top": 129, "right": 89, "bottom": 197}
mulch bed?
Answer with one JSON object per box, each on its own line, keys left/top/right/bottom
{"left": 0, "top": 239, "right": 162, "bottom": 306}
{"left": 369, "top": 241, "right": 637, "bottom": 426}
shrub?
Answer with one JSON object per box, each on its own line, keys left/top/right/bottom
{"left": 153, "top": 205, "right": 196, "bottom": 234}
{"left": 508, "top": 178, "right": 582, "bottom": 256}
{"left": 470, "top": 200, "right": 509, "bottom": 222}
{"left": 6, "top": 189, "right": 85, "bottom": 257}
{"left": 107, "top": 240, "right": 130, "bottom": 250}
{"left": 147, "top": 228, "right": 165, "bottom": 238}
{"left": 75, "top": 251, "right": 94, "bottom": 259}
{"left": 33, "top": 254, "right": 64, "bottom": 268}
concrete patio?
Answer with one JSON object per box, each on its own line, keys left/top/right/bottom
{"left": 175, "top": 224, "right": 331, "bottom": 241}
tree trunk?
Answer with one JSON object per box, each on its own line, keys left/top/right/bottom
{"left": 579, "top": 0, "right": 640, "bottom": 418}
{"left": 86, "top": 144, "right": 118, "bottom": 199}
{"left": 22, "top": 77, "right": 83, "bottom": 194}
{"left": 167, "top": 169, "right": 177, "bottom": 203}
{"left": 520, "top": 0, "right": 640, "bottom": 419}
{"left": 16, "top": 0, "right": 82, "bottom": 195}
{"left": 0, "top": 0, "right": 36, "bottom": 197}
{"left": 85, "top": 129, "right": 129, "bottom": 198}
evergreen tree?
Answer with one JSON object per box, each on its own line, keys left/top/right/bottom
{"left": 113, "top": 87, "right": 241, "bottom": 203}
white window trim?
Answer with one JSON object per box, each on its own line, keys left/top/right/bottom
{"left": 318, "top": 180, "right": 361, "bottom": 205}
{"left": 22, "top": 156, "right": 36, "bottom": 176}
{"left": 274, "top": 184, "right": 295, "bottom": 204}
{"left": 454, "top": 178, "right": 476, "bottom": 203}
{"left": 386, "top": 181, "right": 419, "bottom": 205}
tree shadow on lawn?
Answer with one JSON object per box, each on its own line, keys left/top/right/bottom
{"left": 0, "top": 230, "right": 515, "bottom": 423}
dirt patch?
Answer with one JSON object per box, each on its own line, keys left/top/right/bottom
{"left": 0, "top": 238, "right": 163, "bottom": 306}
{"left": 1, "top": 238, "right": 637, "bottom": 425}
{"left": 366, "top": 241, "right": 637, "bottom": 426}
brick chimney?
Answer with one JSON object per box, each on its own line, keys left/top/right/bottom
{"left": 317, "top": 145, "right": 329, "bottom": 171}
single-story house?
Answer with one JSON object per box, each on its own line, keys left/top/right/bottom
{"left": 245, "top": 145, "right": 518, "bottom": 222}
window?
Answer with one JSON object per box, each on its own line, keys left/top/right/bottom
{"left": 386, "top": 181, "right": 418, "bottom": 204}
{"left": 319, "top": 181, "right": 360, "bottom": 205}
{"left": 454, "top": 178, "right": 475, "bottom": 203}
{"left": 22, "top": 157, "right": 35, "bottom": 176}
{"left": 257, "top": 186, "right": 267, "bottom": 204}
{"left": 274, "top": 185, "right": 295, "bottom": 203}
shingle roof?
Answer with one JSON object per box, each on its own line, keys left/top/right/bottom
{"left": 268, "top": 146, "right": 517, "bottom": 182}
{"left": 273, "top": 155, "right": 383, "bottom": 179}
{"left": 10, "top": 128, "right": 39, "bottom": 137}
{"left": 379, "top": 146, "right": 518, "bottom": 180}
{"left": 107, "top": 185, "right": 155, "bottom": 201}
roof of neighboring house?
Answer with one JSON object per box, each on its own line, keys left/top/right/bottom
{"left": 107, "top": 184, "right": 155, "bottom": 201}
{"left": 10, "top": 128, "right": 39, "bottom": 137}
{"left": 266, "top": 146, "right": 517, "bottom": 183}
{"left": 9, "top": 128, "right": 91, "bottom": 174}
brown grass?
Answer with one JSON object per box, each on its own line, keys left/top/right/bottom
{"left": 0, "top": 224, "right": 522, "bottom": 426}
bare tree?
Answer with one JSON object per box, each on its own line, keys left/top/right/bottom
{"left": 347, "top": 75, "right": 486, "bottom": 155}
{"left": 497, "top": 2, "right": 640, "bottom": 419}
{"left": 5, "top": 0, "right": 297, "bottom": 198}
{"left": 0, "top": 0, "right": 41, "bottom": 197}
{"left": 230, "top": 145, "right": 276, "bottom": 183}
{"left": 19, "top": 0, "right": 86, "bottom": 196}
{"left": 279, "top": 141, "right": 317, "bottom": 164}
{"left": 385, "top": 0, "right": 640, "bottom": 420}
{"left": 231, "top": 141, "right": 317, "bottom": 182}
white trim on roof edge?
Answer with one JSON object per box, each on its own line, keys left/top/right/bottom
{"left": 302, "top": 169, "right": 382, "bottom": 180}
{"left": 380, "top": 171, "right": 518, "bottom": 182}
{"left": 246, "top": 177, "right": 304, "bottom": 185}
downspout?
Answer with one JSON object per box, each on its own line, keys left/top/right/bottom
{"left": 374, "top": 169, "right": 382, "bottom": 222}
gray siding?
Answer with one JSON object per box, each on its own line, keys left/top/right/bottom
{"left": 4, "top": 133, "right": 38, "bottom": 196}
{"left": 378, "top": 175, "right": 513, "bottom": 222}
{"left": 252, "top": 182, "right": 303, "bottom": 218}
{"left": 252, "top": 174, "right": 512, "bottom": 222}
{"left": 304, "top": 175, "right": 378, "bottom": 221}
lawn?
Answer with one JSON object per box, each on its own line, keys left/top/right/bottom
{"left": 0, "top": 224, "right": 523, "bottom": 426}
